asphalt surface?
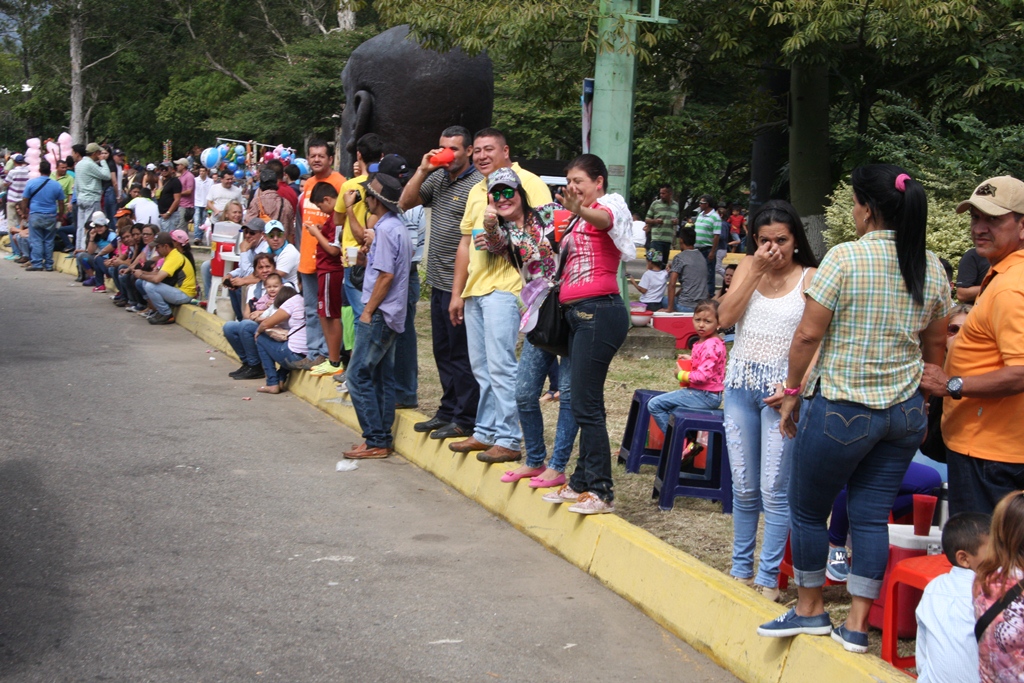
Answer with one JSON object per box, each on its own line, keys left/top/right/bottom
{"left": 0, "top": 261, "right": 736, "bottom": 683}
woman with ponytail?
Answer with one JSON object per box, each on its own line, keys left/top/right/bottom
{"left": 757, "top": 164, "right": 952, "bottom": 652}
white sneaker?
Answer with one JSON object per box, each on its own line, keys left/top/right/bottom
{"left": 542, "top": 484, "right": 580, "bottom": 504}
{"left": 567, "top": 492, "right": 615, "bottom": 515}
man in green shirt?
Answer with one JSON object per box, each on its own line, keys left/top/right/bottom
{"left": 693, "top": 194, "right": 722, "bottom": 296}
{"left": 645, "top": 184, "right": 679, "bottom": 263}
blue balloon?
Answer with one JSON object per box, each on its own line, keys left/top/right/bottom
{"left": 234, "top": 169, "right": 245, "bottom": 180}
{"left": 200, "top": 147, "right": 221, "bottom": 169}
{"left": 245, "top": 169, "right": 255, "bottom": 178}
{"left": 218, "top": 143, "right": 230, "bottom": 157}
{"left": 234, "top": 145, "right": 245, "bottom": 158}
{"left": 226, "top": 161, "right": 238, "bottom": 173}
{"left": 292, "top": 158, "right": 310, "bottom": 176}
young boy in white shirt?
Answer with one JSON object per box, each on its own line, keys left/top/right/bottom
{"left": 915, "top": 512, "right": 991, "bottom": 683}
{"left": 629, "top": 250, "right": 669, "bottom": 312}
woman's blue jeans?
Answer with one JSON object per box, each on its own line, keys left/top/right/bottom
{"left": 724, "top": 386, "right": 793, "bottom": 588}
{"left": 647, "top": 388, "right": 722, "bottom": 434}
{"left": 789, "top": 392, "right": 926, "bottom": 600}
{"left": 255, "top": 334, "right": 303, "bottom": 386}
{"left": 564, "top": 295, "right": 629, "bottom": 503}
{"left": 224, "top": 320, "right": 260, "bottom": 366}
{"left": 516, "top": 339, "right": 577, "bottom": 472}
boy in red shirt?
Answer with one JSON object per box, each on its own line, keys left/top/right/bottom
{"left": 305, "top": 182, "right": 345, "bottom": 375}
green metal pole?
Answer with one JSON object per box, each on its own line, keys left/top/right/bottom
{"left": 591, "top": 0, "right": 637, "bottom": 205}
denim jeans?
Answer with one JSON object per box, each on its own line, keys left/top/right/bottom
{"left": 10, "top": 232, "right": 29, "bottom": 258}
{"left": 947, "top": 449, "right": 1024, "bottom": 516}
{"left": 724, "top": 386, "right": 794, "bottom": 588}
{"left": 57, "top": 225, "right": 76, "bottom": 251}
{"left": 255, "top": 334, "right": 303, "bottom": 386}
{"left": 28, "top": 214, "right": 58, "bottom": 268}
{"left": 465, "top": 290, "right": 522, "bottom": 451}
{"left": 142, "top": 281, "right": 192, "bottom": 315}
{"left": 393, "top": 269, "right": 420, "bottom": 406}
{"left": 648, "top": 388, "right": 722, "bottom": 434}
{"left": 223, "top": 320, "right": 260, "bottom": 366}
{"left": 160, "top": 211, "right": 179, "bottom": 233}
{"left": 565, "top": 295, "right": 629, "bottom": 502}
{"left": 517, "top": 339, "right": 577, "bottom": 472}
{"left": 200, "top": 260, "right": 212, "bottom": 302}
{"left": 118, "top": 268, "right": 143, "bottom": 305}
{"left": 347, "top": 311, "right": 399, "bottom": 449}
{"left": 103, "top": 186, "right": 117, "bottom": 225}
{"left": 76, "top": 251, "right": 96, "bottom": 274}
{"left": 828, "top": 461, "right": 942, "bottom": 546}
{"left": 789, "top": 392, "right": 926, "bottom": 599}
{"left": 195, "top": 207, "right": 207, "bottom": 235}
{"left": 430, "top": 288, "right": 477, "bottom": 428}
{"left": 344, "top": 267, "right": 365, "bottom": 318}
{"left": 300, "top": 272, "right": 328, "bottom": 359}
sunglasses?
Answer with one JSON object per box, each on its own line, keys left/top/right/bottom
{"left": 947, "top": 324, "right": 962, "bottom": 336}
{"left": 491, "top": 187, "right": 516, "bottom": 201}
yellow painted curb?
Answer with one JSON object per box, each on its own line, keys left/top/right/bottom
{"left": 12, "top": 250, "right": 911, "bottom": 683}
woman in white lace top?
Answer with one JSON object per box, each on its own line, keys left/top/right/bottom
{"left": 717, "top": 200, "right": 819, "bottom": 601}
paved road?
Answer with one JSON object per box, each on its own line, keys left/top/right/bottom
{"left": 0, "top": 262, "right": 736, "bottom": 683}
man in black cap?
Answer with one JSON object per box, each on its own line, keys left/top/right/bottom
{"left": 343, "top": 174, "right": 412, "bottom": 460}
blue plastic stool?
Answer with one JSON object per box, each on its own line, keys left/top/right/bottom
{"left": 652, "top": 408, "right": 733, "bottom": 513}
{"left": 617, "top": 389, "right": 666, "bottom": 473}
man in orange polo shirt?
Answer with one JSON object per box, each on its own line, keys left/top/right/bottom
{"left": 922, "top": 176, "right": 1024, "bottom": 515}
{"left": 292, "top": 138, "right": 346, "bottom": 369}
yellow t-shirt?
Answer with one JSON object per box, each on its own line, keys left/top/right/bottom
{"left": 333, "top": 174, "right": 369, "bottom": 255}
{"left": 460, "top": 163, "right": 552, "bottom": 298}
{"left": 160, "top": 248, "right": 197, "bottom": 298}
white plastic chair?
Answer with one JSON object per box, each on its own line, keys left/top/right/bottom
{"left": 206, "top": 221, "right": 242, "bottom": 315}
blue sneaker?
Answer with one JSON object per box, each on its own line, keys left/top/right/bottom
{"left": 826, "top": 546, "right": 850, "bottom": 583}
{"left": 831, "top": 624, "right": 869, "bottom": 653}
{"left": 757, "top": 608, "right": 833, "bottom": 638}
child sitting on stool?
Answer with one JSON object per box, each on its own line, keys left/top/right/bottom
{"left": 647, "top": 299, "right": 727, "bottom": 437}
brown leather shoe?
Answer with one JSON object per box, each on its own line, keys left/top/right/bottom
{"left": 343, "top": 442, "right": 368, "bottom": 457}
{"left": 449, "top": 436, "right": 493, "bottom": 453}
{"left": 345, "top": 446, "right": 392, "bottom": 460}
{"left": 477, "top": 445, "right": 523, "bottom": 463}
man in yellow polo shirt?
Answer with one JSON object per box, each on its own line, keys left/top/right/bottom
{"left": 334, "top": 134, "right": 382, "bottom": 353}
{"left": 922, "top": 175, "right": 1024, "bottom": 515}
{"left": 448, "top": 128, "right": 552, "bottom": 463}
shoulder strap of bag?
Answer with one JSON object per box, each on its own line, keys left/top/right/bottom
{"left": 552, "top": 215, "right": 582, "bottom": 282}
{"left": 23, "top": 177, "right": 55, "bottom": 204}
{"left": 976, "top": 581, "right": 1024, "bottom": 642}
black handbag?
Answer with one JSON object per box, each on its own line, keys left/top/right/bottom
{"left": 525, "top": 216, "right": 578, "bottom": 356}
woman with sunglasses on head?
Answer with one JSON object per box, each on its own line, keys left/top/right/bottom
{"left": 475, "top": 166, "right": 578, "bottom": 490}
{"left": 541, "top": 154, "right": 636, "bottom": 515}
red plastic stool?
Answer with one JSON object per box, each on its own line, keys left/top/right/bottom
{"left": 880, "top": 553, "right": 952, "bottom": 673}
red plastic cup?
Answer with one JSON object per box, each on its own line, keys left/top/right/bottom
{"left": 553, "top": 209, "right": 571, "bottom": 242}
{"left": 429, "top": 148, "right": 455, "bottom": 167}
{"left": 913, "top": 494, "right": 938, "bottom": 536}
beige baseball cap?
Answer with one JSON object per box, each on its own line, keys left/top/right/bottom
{"left": 956, "top": 176, "right": 1024, "bottom": 216}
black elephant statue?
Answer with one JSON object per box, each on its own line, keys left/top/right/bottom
{"left": 339, "top": 25, "right": 494, "bottom": 173}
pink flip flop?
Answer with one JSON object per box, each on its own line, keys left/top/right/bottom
{"left": 500, "top": 467, "right": 545, "bottom": 483}
{"left": 528, "top": 473, "right": 567, "bottom": 489}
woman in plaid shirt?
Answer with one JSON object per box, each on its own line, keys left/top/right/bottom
{"left": 757, "top": 164, "right": 952, "bottom": 652}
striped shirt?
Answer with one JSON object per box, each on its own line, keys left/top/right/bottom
{"left": 803, "top": 230, "right": 952, "bottom": 408}
{"left": 646, "top": 199, "right": 679, "bottom": 243}
{"left": 5, "top": 165, "right": 29, "bottom": 203}
{"left": 420, "top": 165, "right": 482, "bottom": 292}
{"left": 693, "top": 208, "right": 719, "bottom": 248}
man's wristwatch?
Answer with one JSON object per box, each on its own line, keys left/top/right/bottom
{"left": 946, "top": 376, "right": 964, "bottom": 400}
